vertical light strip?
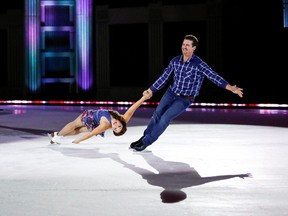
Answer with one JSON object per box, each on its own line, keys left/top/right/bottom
{"left": 25, "top": 0, "right": 41, "bottom": 92}
{"left": 283, "top": 0, "right": 288, "bottom": 28}
{"left": 76, "top": 0, "right": 93, "bottom": 91}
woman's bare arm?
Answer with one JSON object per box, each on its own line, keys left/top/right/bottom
{"left": 122, "top": 91, "right": 152, "bottom": 123}
{"left": 72, "top": 119, "right": 110, "bottom": 144}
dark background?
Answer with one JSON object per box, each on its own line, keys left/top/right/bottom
{"left": 0, "top": 0, "right": 287, "bottom": 104}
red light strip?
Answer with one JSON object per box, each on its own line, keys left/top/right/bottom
{"left": 0, "top": 100, "right": 288, "bottom": 108}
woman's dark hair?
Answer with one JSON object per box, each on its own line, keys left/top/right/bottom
{"left": 108, "top": 110, "right": 127, "bottom": 136}
{"left": 184, "top": 34, "right": 198, "bottom": 47}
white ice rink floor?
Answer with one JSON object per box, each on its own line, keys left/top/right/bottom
{"left": 0, "top": 105, "right": 288, "bottom": 216}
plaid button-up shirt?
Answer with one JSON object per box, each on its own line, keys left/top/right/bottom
{"left": 150, "top": 54, "right": 228, "bottom": 97}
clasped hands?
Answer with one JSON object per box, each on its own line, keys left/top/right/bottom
{"left": 142, "top": 88, "right": 153, "bottom": 99}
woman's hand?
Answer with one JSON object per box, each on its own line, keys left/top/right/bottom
{"left": 72, "top": 139, "right": 81, "bottom": 144}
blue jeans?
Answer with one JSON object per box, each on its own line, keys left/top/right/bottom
{"left": 141, "top": 88, "right": 194, "bottom": 146}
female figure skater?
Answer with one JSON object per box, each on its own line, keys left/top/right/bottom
{"left": 48, "top": 91, "right": 152, "bottom": 144}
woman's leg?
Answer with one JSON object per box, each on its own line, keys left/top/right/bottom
{"left": 49, "top": 114, "right": 87, "bottom": 144}
{"left": 58, "top": 114, "right": 85, "bottom": 137}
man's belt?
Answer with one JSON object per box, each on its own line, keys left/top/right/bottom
{"left": 176, "top": 93, "right": 194, "bottom": 100}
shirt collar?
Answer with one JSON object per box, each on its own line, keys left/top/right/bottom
{"left": 180, "top": 54, "right": 194, "bottom": 63}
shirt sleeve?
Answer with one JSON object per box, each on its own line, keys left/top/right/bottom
{"left": 198, "top": 62, "right": 228, "bottom": 89}
{"left": 150, "top": 60, "right": 174, "bottom": 92}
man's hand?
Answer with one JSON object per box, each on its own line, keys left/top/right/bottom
{"left": 227, "top": 84, "right": 243, "bottom": 98}
{"left": 231, "top": 85, "right": 244, "bottom": 98}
